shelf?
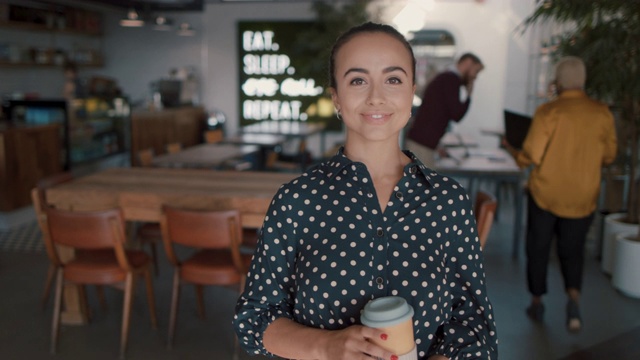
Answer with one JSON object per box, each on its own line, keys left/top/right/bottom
{"left": 0, "top": 60, "right": 104, "bottom": 68}
{"left": 0, "top": 20, "right": 102, "bottom": 37}
{"left": 0, "top": 3, "right": 104, "bottom": 70}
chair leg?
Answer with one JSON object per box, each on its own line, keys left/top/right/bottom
{"left": 120, "top": 274, "right": 134, "bottom": 359}
{"left": 96, "top": 286, "right": 107, "bottom": 312}
{"left": 233, "top": 332, "right": 240, "bottom": 360}
{"left": 51, "top": 269, "right": 64, "bottom": 354}
{"left": 167, "top": 270, "right": 181, "bottom": 349}
{"left": 149, "top": 241, "right": 159, "bottom": 277}
{"left": 143, "top": 267, "right": 157, "bottom": 329}
{"left": 79, "top": 285, "right": 92, "bottom": 322}
{"left": 42, "top": 264, "right": 56, "bottom": 310}
{"left": 195, "top": 284, "right": 205, "bottom": 319}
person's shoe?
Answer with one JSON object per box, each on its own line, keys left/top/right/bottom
{"left": 526, "top": 302, "right": 544, "bottom": 322}
{"left": 566, "top": 300, "right": 582, "bottom": 333}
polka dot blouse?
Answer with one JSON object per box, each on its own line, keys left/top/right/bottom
{"left": 234, "top": 149, "right": 498, "bottom": 359}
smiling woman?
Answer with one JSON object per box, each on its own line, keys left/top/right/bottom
{"left": 234, "top": 22, "right": 498, "bottom": 360}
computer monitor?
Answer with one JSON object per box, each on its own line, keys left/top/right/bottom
{"left": 504, "top": 109, "right": 532, "bottom": 150}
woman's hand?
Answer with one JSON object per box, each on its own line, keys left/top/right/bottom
{"left": 314, "top": 325, "right": 397, "bottom": 360}
{"left": 263, "top": 318, "right": 397, "bottom": 360}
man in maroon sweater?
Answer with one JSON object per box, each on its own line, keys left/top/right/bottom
{"left": 406, "top": 53, "right": 484, "bottom": 167}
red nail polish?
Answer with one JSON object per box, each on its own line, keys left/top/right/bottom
{"left": 391, "top": 355, "right": 398, "bottom": 360}
{"left": 380, "top": 333, "right": 388, "bottom": 340}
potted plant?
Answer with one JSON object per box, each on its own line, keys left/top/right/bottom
{"left": 522, "top": 0, "right": 640, "bottom": 285}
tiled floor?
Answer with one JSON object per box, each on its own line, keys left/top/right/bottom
{"left": 1, "top": 188, "right": 639, "bottom": 359}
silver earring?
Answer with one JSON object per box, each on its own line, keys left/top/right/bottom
{"left": 336, "top": 111, "right": 342, "bottom": 121}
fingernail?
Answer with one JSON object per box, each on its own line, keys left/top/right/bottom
{"left": 391, "top": 355, "right": 398, "bottom": 360}
{"left": 380, "top": 333, "right": 388, "bottom": 340}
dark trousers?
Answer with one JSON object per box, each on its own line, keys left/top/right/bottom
{"left": 526, "top": 193, "right": 594, "bottom": 296}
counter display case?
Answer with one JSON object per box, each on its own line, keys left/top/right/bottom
{"left": 67, "top": 97, "right": 130, "bottom": 166}
{"left": 2, "top": 97, "right": 130, "bottom": 171}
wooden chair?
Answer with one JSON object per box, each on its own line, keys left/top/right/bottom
{"left": 204, "top": 129, "right": 224, "bottom": 144}
{"left": 474, "top": 190, "right": 498, "bottom": 249}
{"left": 42, "top": 207, "right": 157, "bottom": 358}
{"left": 137, "top": 148, "right": 155, "bottom": 167}
{"left": 31, "top": 172, "right": 77, "bottom": 309}
{"left": 166, "top": 142, "right": 183, "bottom": 154}
{"left": 160, "top": 206, "right": 247, "bottom": 348}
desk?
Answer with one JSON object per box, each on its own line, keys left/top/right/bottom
{"left": 240, "top": 121, "right": 327, "bottom": 154}
{"left": 223, "top": 133, "right": 287, "bottom": 147}
{"left": 440, "top": 132, "right": 478, "bottom": 148}
{"left": 223, "top": 134, "right": 287, "bottom": 170}
{"left": 46, "top": 167, "right": 297, "bottom": 324}
{"left": 436, "top": 148, "right": 525, "bottom": 258}
{"left": 151, "top": 143, "right": 259, "bottom": 169}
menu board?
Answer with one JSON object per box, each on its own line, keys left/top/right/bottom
{"left": 238, "top": 21, "right": 337, "bottom": 129}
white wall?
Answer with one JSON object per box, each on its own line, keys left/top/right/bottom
{"left": 101, "top": 10, "right": 204, "bottom": 107}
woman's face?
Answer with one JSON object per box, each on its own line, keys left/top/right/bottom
{"left": 330, "top": 32, "right": 415, "bottom": 144}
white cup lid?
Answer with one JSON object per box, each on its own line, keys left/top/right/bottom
{"left": 361, "top": 296, "right": 414, "bottom": 328}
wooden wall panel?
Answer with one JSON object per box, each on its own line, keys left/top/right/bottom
{"left": 0, "top": 124, "right": 63, "bottom": 211}
{"left": 130, "top": 107, "right": 207, "bottom": 166}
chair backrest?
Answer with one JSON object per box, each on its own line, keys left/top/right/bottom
{"left": 137, "top": 148, "right": 155, "bottom": 167}
{"left": 474, "top": 190, "right": 497, "bottom": 249}
{"left": 160, "top": 206, "right": 244, "bottom": 269}
{"left": 45, "top": 207, "right": 127, "bottom": 251}
{"left": 33, "top": 172, "right": 74, "bottom": 212}
{"left": 265, "top": 150, "right": 280, "bottom": 169}
{"left": 161, "top": 206, "right": 241, "bottom": 248}
{"left": 166, "top": 142, "right": 182, "bottom": 154}
{"left": 204, "top": 129, "right": 223, "bottom": 144}
{"left": 31, "top": 172, "right": 75, "bottom": 266}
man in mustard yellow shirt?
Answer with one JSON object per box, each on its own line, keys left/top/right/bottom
{"left": 504, "top": 56, "right": 617, "bottom": 332}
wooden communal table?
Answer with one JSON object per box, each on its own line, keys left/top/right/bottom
{"left": 47, "top": 167, "right": 296, "bottom": 228}
{"left": 46, "top": 167, "right": 297, "bottom": 325}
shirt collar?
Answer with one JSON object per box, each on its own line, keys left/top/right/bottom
{"left": 559, "top": 89, "right": 587, "bottom": 99}
{"left": 319, "top": 146, "right": 434, "bottom": 185}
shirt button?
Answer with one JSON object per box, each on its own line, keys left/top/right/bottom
{"left": 410, "top": 166, "right": 417, "bottom": 174}
{"left": 376, "top": 227, "right": 384, "bottom": 237}
{"left": 367, "top": 192, "right": 374, "bottom": 198}
{"left": 376, "top": 277, "right": 384, "bottom": 289}
{"left": 395, "top": 191, "right": 403, "bottom": 199}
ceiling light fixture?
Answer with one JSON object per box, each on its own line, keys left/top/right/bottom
{"left": 154, "top": 15, "right": 173, "bottom": 31}
{"left": 119, "top": 8, "right": 144, "bottom": 27}
{"left": 177, "top": 23, "right": 195, "bottom": 36}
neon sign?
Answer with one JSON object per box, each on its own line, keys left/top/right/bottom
{"left": 238, "top": 21, "right": 333, "bottom": 126}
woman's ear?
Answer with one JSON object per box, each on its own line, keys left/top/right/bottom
{"left": 329, "top": 87, "right": 340, "bottom": 112}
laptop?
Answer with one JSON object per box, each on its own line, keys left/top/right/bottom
{"left": 503, "top": 109, "right": 532, "bottom": 150}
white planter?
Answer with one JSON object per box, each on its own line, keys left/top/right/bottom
{"left": 611, "top": 232, "right": 640, "bottom": 298}
{"left": 601, "top": 213, "right": 639, "bottom": 274}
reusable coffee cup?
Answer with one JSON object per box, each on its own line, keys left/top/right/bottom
{"left": 361, "top": 296, "right": 418, "bottom": 360}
